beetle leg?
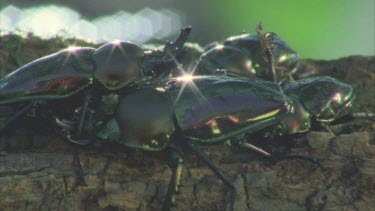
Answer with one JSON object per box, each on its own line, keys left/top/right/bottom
{"left": 267, "top": 155, "right": 323, "bottom": 169}
{"left": 319, "top": 122, "right": 336, "bottom": 135}
{"left": 71, "top": 145, "right": 86, "bottom": 187}
{"left": 326, "top": 112, "right": 375, "bottom": 134}
{"left": 233, "top": 138, "right": 323, "bottom": 168}
{"left": 162, "top": 148, "right": 184, "bottom": 211}
{"left": 232, "top": 137, "right": 272, "bottom": 157}
{"left": 76, "top": 92, "right": 91, "bottom": 138}
{"left": 350, "top": 112, "right": 375, "bottom": 118}
{"left": 263, "top": 38, "right": 276, "bottom": 83}
{"left": 0, "top": 102, "right": 35, "bottom": 135}
{"left": 66, "top": 131, "right": 93, "bottom": 145}
{"left": 238, "top": 142, "right": 272, "bottom": 156}
{"left": 256, "top": 22, "right": 277, "bottom": 83}
{"left": 55, "top": 118, "right": 76, "bottom": 130}
{"left": 183, "top": 139, "right": 236, "bottom": 211}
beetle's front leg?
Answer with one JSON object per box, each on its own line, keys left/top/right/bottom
{"left": 55, "top": 91, "right": 94, "bottom": 145}
{"left": 76, "top": 91, "right": 92, "bottom": 138}
{"left": 324, "top": 112, "right": 375, "bottom": 134}
{"left": 0, "top": 101, "right": 37, "bottom": 136}
{"left": 162, "top": 148, "right": 184, "bottom": 211}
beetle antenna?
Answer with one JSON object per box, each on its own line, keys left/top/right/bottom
{"left": 0, "top": 102, "right": 35, "bottom": 136}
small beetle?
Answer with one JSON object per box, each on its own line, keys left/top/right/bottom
{"left": 231, "top": 76, "right": 356, "bottom": 155}
{"left": 0, "top": 27, "right": 191, "bottom": 140}
{"left": 198, "top": 23, "right": 299, "bottom": 84}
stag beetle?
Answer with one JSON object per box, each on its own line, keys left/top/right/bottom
{"left": 1, "top": 73, "right": 359, "bottom": 210}
{"left": 198, "top": 23, "right": 298, "bottom": 84}
{"left": 76, "top": 72, "right": 361, "bottom": 210}
{"left": 0, "top": 73, "right": 296, "bottom": 210}
{"left": 0, "top": 27, "right": 191, "bottom": 141}
{"left": 80, "top": 75, "right": 295, "bottom": 210}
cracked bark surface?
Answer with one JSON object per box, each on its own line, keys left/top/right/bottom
{"left": 0, "top": 36, "right": 374, "bottom": 210}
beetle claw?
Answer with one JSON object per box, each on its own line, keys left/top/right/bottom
{"left": 270, "top": 154, "right": 325, "bottom": 169}
{"left": 66, "top": 133, "right": 93, "bottom": 146}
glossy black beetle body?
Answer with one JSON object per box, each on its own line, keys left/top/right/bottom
{"left": 279, "top": 76, "right": 354, "bottom": 134}
{"left": 198, "top": 25, "right": 299, "bottom": 83}
{"left": 0, "top": 28, "right": 191, "bottom": 141}
{"left": 57, "top": 73, "right": 355, "bottom": 210}
{"left": 0, "top": 27, "right": 191, "bottom": 104}
{"left": 103, "top": 76, "right": 292, "bottom": 150}
{"left": 59, "top": 75, "right": 291, "bottom": 210}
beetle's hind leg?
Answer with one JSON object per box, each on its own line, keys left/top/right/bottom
{"left": 182, "top": 138, "right": 237, "bottom": 211}
{"left": 266, "top": 154, "right": 323, "bottom": 169}
{"left": 232, "top": 138, "right": 323, "bottom": 168}
{"left": 162, "top": 148, "right": 184, "bottom": 211}
{"left": 71, "top": 145, "right": 86, "bottom": 187}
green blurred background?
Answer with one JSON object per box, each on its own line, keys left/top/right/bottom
{"left": 209, "top": 0, "right": 374, "bottom": 59}
{"left": 1, "top": 0, "right": 374, "bottom": 59}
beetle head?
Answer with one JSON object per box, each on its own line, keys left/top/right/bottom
{"left": 284, "top": 77, "right": 354, "bottom": 122}
{"left": 94, "top": 41, "right": 144, "bottom": 90}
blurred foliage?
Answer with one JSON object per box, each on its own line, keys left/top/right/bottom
{"left": 202, "top": 0, "right": 374, "bottom": 59}
{"left": 0, "top": 0, "right": 374, "bottom": 59}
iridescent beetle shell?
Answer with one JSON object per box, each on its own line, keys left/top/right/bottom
{"left": 114, "top": 88, "right": 175, "bottom": 151}
{"left": 223, "top": 33, "right": 299, "bottom": 82}
{"left": 0, "top": 27, "right": 191, "bottom": 105}
{"left": 0, "top": 47, "right": 95, "bottom": 104}
{"left": 198, "top": 45, "right": 255, "bottom": 78}
{"left": 169, "top": 76, "right": 292, "bottom": 142}
{"left": 94, "top": 41, "right": 145, "bottom": 90}
{"left": 106, "top": 76, "right": 292, "bottom": 151}
{"left": 283, "top": 76, "right": 354, "bottom": 123}
{"left": 0, "top": 41, "right": 146, "bottom": 104}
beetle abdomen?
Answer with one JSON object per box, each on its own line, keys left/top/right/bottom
{"left": 0, "top": 47, "right": 95, "bottom": 104}
{"left": 168, "top": 76, "right": 292, "bottom": 143}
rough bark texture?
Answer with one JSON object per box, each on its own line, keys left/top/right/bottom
{"left": 0, "top": 35, "right": 374, "bottom": 210}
